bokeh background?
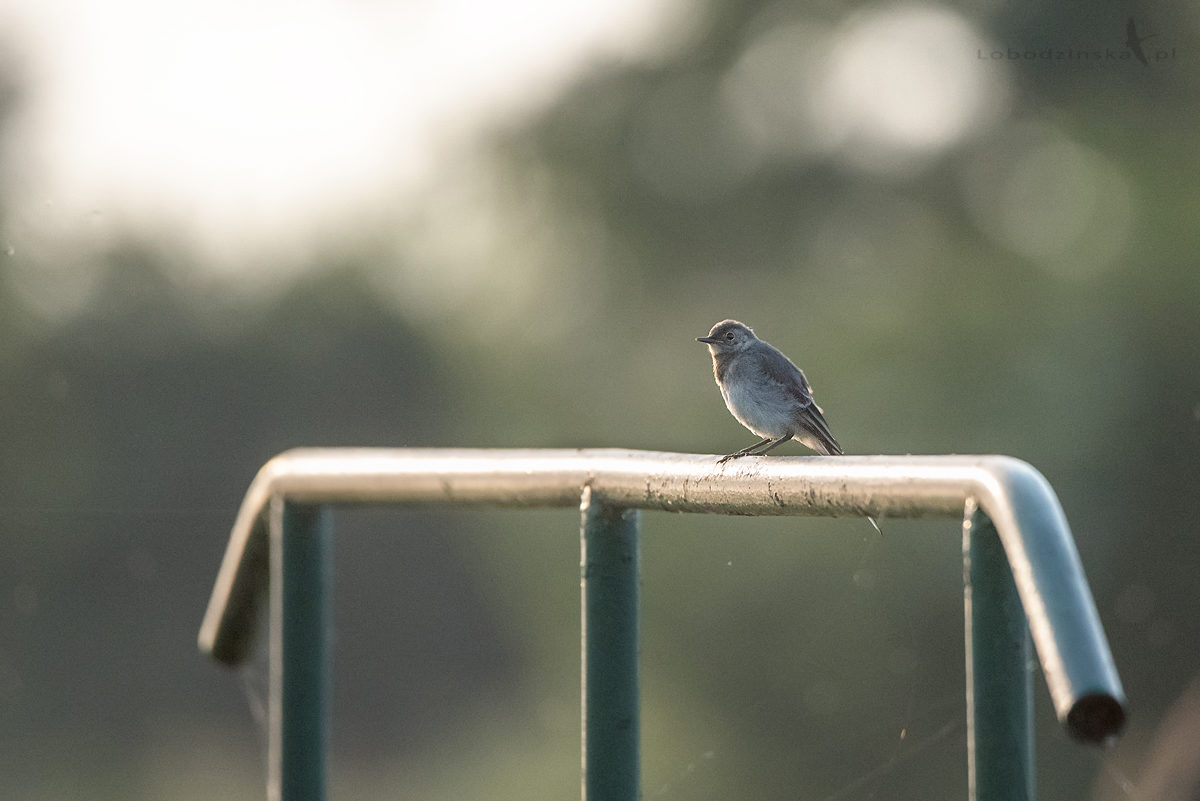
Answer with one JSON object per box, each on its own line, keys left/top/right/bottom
{"left": 1, "top": 0, "right": 1197, "bottom": 798}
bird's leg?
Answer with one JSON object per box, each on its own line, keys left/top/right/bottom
{"left": 718, "top": 437, "right": 773, "bottom": 464}
{"left": 748, "top": 435, "right": 794, "bottom": 456}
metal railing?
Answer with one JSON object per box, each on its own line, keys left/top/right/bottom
{"left": 198, "top": 448, "right": 1127, "bottom": 801}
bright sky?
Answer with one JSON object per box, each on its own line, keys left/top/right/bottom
{"left": 0, "top": 0, "right": 1015, "bottom": 329}
{"left": 1, "top": 0, "right": 697, "bottom": 261}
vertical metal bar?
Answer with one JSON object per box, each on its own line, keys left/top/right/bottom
{"left": 580, "top": 486, "right": 641, "bottom": 801}
{"left": 269, "top": 497, "right": 333, "bottom": 801}
{"left": 964, "top": 499, "right": 1034, "bottom": 801}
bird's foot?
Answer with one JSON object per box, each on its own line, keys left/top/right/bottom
{"left": 717, "top": 452, "right": 749, "bottom": 465}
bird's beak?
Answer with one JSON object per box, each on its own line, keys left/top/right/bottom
{"left": 696, "top": 336, "right": 718, "bottom": 344}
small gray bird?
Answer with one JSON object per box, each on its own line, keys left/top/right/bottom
{"left": 699, "top": 319, "right": 880, "bottom": 534}
{"left": 697, "top": 319, "right": 843, "bottom": 463}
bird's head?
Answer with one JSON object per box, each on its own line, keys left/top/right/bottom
{"left": 697, "top": 319, "right": 757, "bottom": 354}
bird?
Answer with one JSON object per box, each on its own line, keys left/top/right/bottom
{"left": 697, "top": 319, "right": 881, "bottom": 533}
{"left": 697, "top": 319, "right": 842, "bottom": 463}
{"left": 1125, "top": 18, "right": 1156, "bottom": 67}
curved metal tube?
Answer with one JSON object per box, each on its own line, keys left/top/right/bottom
{"left": 198, "top": 447, "right": 1125, "bottom": 743}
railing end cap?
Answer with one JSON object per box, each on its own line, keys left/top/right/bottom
{"left": 1067, "top": 692, "right": 1128, "bottom": 745}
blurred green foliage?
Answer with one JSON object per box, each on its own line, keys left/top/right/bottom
{"left": 1, "top": 2, "right": 1199, "bottom": 800}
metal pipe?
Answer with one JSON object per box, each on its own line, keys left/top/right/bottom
{"left": 965, "top": 501, "right": 1034, "bottom": 801}
{"left": 580, "top": 487, "right": 641, "bottom": 801}
{"left": 269, "top": 499, "right": 332, "bottom": 801}
{"left": 199, "top": 448, "right": 1125, "bottom": 744}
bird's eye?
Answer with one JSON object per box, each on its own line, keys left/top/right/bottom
{"left": 725, "top": 332, "right": 735, "bottom": 341}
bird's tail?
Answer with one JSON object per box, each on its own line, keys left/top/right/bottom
{"left": 796, "top": 406, "right": 843, "bottom": 455}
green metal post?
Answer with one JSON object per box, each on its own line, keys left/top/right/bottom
{"left": 269, "top": 498, "right": 333, "bottom": 801}
{"left": 964, "top": 502, "right": 1034, "bottom": 801}
{"left": 580, "top": 487, "right": 641, "bottom": 801}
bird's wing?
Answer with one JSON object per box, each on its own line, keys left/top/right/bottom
{"left": 756, "top": 345, "right": 815, "bottom": 404}
{"left": 757, "top": 347, "right": 843, "bottom": 455}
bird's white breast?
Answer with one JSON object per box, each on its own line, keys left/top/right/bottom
{"left": 721, "top": 379, "right": 793, "bottom": 439}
